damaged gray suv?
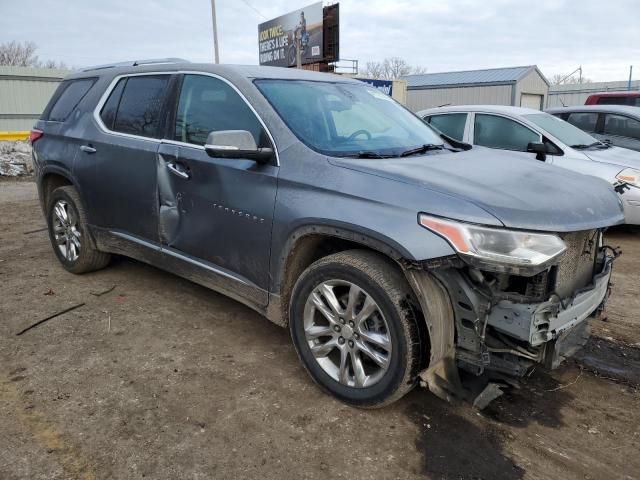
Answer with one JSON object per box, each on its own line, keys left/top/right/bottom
{"left": 31, "top": 60, "right": 624, "bottom": 408}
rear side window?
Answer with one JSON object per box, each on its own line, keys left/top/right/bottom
{"left": 474, "top": 114, "right": 539, "bottom": 151}
{"left": 603, "top": 114, "right": 640, "bottom": 140}
{"left": 102, "top": 75, "right": 170, "bottom": 138}
{"left": 426, "top": 113, "right": 467, "bottom": 141}
{"left": 46, "top": 78, "right": 96, "bottom": 122}
{"left": 596, "top": 96, "right": 626, "bottom": 106}
{"left": 99, "top": 78, "right": 126, "bottom": 130}
{"left": 566, "top": 112, "right": 598, "bottom": 132}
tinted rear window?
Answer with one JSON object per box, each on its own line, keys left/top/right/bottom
{"left": 111, "top": 75, "right": 170, "bottom": 138}
{"left": 99, "top": 78, "right": 126, "bottom": 130}
{"left": 596, "top": 96, "right": 628, "bottom": 106}
{"left": 47, "top": 78, "right": 96, "bottom": 122}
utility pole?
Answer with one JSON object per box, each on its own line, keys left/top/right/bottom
{"left": 210, "top": 0, "right": 220, "bottom": 64}
{"left": 629, "top": 65, "right": 633, "bottom": 91}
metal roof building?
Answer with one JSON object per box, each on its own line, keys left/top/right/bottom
{"left": 403, "top": 65, "right": 550, "bottom": 112}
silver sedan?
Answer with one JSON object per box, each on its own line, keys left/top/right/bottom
{"left": 418, "top": 105, "right": 640, "bottom": 225}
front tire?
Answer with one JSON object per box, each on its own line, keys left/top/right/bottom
{"left": 289, "top": 250, "right": 426, "bottom": 408}
{"left": 47, "top": 186, "right": 111, "bottom": 274}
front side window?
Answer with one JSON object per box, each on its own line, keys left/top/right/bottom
{"left": 255, "top": 80, "right": 443, "bottom": 157}
{"left": 426, "top": 113, "right": 467, "bottom": 141}
{"left": 603, "top": 114, "right": 640, "bottom": 140}
{"left": 107, "top": 75, "right": 169, "bottom": 138}
{"left": 174, "top": 74, "right": 266, "bottom": 147}
{"left": 473, "top": 114, "right": 539, "bottom": 151}
{"left": 47, "top": 78, "right": 96, "bottom": 122}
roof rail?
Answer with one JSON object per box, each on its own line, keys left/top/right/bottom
{"left": 81, "top": 58, "right": 190, "bottom": 72}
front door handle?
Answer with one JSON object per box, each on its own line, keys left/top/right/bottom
{"left": 167, "top": 162, "right": 190, "bottom": 180}
{"left": 79, "top": 145, "right": 97, "bottom": 154}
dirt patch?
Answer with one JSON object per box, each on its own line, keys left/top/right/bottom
{"left": 0, "top": 180, "right": 639, "bottom": 480}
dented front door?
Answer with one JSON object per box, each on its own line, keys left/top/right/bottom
{"left": 156, "top": 141, "right": 278, "bottom": 295}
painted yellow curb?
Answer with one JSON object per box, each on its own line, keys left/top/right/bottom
{"left": 0, "top": 131, "right": 30, "bottom": 141}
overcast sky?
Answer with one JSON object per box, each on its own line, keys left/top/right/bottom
{"left": 1, "top": 0, "right": 638, "bottom": 81}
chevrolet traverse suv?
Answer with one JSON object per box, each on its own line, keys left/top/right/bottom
{"left": 31, "top": 60, "right": 624, "bottom": 407}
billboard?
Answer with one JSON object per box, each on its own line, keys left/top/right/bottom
{"left": 258, "top": 2, "right": 324, "bottom": 67}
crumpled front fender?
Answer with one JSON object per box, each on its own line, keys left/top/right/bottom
{"left": 404, "top": 269, "right": 463, "bottom": 402}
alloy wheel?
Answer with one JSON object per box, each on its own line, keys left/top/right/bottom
{"left": 303, "top": 280, "right": 392, "bottom": 388}
{"left": 52, "top": 199, "right": 81, "bottom": 262}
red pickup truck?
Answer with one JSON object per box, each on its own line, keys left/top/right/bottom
{"left": 586, "top": 91, "right": 640, "bottom": 106}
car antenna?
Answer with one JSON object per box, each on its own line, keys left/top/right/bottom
{"left": 437, "top": 103, "right": 451, "bottom": 108}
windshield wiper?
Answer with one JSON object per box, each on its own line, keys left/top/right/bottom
{"left": 340, "top": 151, "right": 392, "bottom": 159}
{"left": 400, "top": 144, "right": 446, "bottom": 157}
{"left": 570, "top": 141, "right": 605, "bottom": 150}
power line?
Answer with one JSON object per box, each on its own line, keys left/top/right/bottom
{"left": 239, "top": 0, "right": 268, "bottom": 19}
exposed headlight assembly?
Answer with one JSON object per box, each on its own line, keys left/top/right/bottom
{"left": 616, "top": 168, "right": 640, "bottom": 188}
{"left": 418, "top": 214, "right": 567, "bottom": 275}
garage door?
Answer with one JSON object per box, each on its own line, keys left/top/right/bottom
{"left": 520, "top": 93, "right": 543, "bottom": 110}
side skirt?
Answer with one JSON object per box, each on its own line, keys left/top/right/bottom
{"left": 91, "top": 226, "right": 272, "bottom": 319}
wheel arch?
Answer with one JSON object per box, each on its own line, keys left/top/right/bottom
{"left": 269, "top": 224, "right": 413, "bottom": 328}
{"left": 38, "top": 167, "right": 79, "bottom": 212}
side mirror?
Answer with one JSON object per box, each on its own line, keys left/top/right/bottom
{"left": 204, "top": 130, "right": 273, "bottom": 163}
{"left": 527, "top": 142, "right": 547, "bottom": 161}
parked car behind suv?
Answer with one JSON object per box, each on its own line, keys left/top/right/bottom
{"left": 420, "top": 105, "right": 640, "bottom": 225}
{"left": 31, "top": 61, "right": 624, "bottom": 408}
{"left": 585, "top": 91, "right": 640, "bottom": 107}
{"left": 547, "top": 105, "right": 640, "bottom": 152}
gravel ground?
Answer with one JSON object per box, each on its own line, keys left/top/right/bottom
{"left": 0, "top": 180, "right": 638, "bottom": 480}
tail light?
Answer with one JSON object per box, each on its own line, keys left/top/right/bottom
{"left": 29, "top": 129, "right": 43, "bottom": 144}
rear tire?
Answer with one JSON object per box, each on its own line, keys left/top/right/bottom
{"left": 289, "top": 250, "right": 426, "bottom": 408}
{"left": 46, "top": 186, "right": 111, "bottom": 274}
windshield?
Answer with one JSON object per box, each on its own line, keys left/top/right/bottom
{"left": 522, "top": 113, "right": 599, "bottom": 147}
{"left": 255, "top": 80, "right": 443, "bottom": 157}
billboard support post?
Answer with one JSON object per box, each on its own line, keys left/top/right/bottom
{"left": 210, "top": 0, "right": 220, "bottom": 64}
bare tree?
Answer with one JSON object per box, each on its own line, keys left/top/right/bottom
{"left": 550, "top": 72, "right": 592, "bottom": 85}
{"left": 0, "top": 40, "right": 68, "bottom": 69}
{"left": 0, "top": 40, "right": 38, "bottom": 66}
{"left": 550, "top": 73, "right": 565, "bottom": 85}
{"left": 39, "top": 58, "right": 68, "bottom": 70}
{"left": 361, "top": 61, "right": 385, "bottom": 79}
{"left": 360, "top": 57, "right": 427, "bottom": 80}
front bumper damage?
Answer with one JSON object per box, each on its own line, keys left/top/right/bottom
{"left": 404, "top": 236, "right": 618, "bottom": 406}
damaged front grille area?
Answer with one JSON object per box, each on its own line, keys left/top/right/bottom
{"left": 432, "top": 229, "right": 614, "bottom": 380}
{"left": 553, "top": 230, "right": 599, "bottom": 299}
{"left": 475, "top": 229, "right": 599, "bottom": 303}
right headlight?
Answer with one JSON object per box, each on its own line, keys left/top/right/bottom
{"left": 418, "top": 214, "right": 567, "bottom": 275}
{"left": 616, "top": 168, "right": 640, "bottom": 188}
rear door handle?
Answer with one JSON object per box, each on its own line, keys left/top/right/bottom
{"left": 79, "top": 145, "right": 97, "bottom": 154}
{"left": 167, "top": 162, "right": 190, "bottom": 180}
